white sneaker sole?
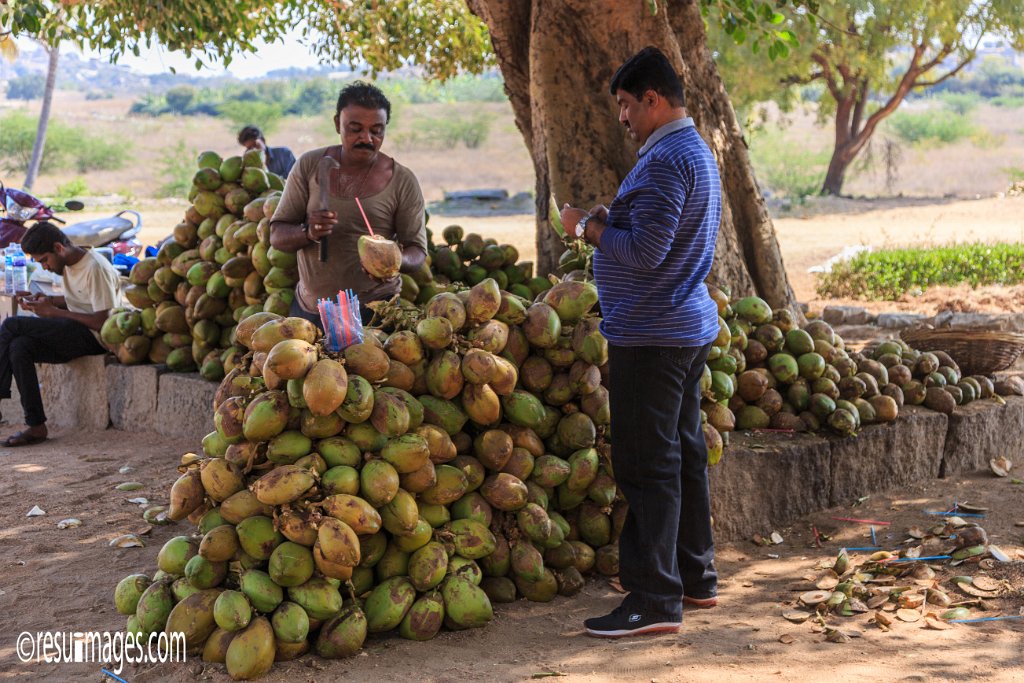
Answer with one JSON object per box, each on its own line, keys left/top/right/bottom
{"left": 584, "top": 622, "right": 681, "bottom": 638}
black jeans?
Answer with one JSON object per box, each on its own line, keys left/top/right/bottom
{"left": 0, "top": 316, "right": 107, "bottom": 426}
{"left": 609, "top": 342, "right": 717, "bottom": 620}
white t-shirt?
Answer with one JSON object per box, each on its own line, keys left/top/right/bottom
{"left": 62, "top": 249, "right": 123, "bottom": 315}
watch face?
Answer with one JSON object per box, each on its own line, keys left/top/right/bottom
{"left": 575, "top": 218, "right": 586, "bottom": 237}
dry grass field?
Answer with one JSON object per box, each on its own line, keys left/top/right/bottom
{"left": 0, "top": 92, "right": 536, "bottom": 204}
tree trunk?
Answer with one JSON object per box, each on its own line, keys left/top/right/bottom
{"left": 467, "top": 0, "right": 799, "bottom": 311}
{"left": 821, "top": 148, "right": 854, "bottom": 196}
{"left": 24, "top": 42, "right": 59, "bottom": 192}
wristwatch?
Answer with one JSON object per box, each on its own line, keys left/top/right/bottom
{"left": 575, "top": 215, "right": 593, "bottom": 238}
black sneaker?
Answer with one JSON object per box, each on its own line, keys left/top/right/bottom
{"left": 584, "top": 600, "right": 681, "bottom": 638}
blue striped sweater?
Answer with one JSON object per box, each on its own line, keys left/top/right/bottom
{"left": 593, "top": 117, "right": 722, "bottom": 347}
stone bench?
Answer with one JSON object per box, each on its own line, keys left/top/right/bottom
{"left": 153, "top": 372, "right": 218, "bottom": 446}
{"left": 940, "top": 396, "right": 1024, "bottom": 477}
{"left": 709, "top": 431, "right": 831, "bottom": 542}
{"left": 107, "top": 363, "right": 164, "bottom": 431}
{"left": 38, "top": 354, "right": 112, "bottom": 431}
{"left": 827, "top": 405, "right": 948, "bottom": 506}
{"left": 4, "top": 358, "right": 214, "bottom": 446}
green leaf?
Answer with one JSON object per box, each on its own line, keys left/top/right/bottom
{"left": 24, "top": 13, "right": 41, "bottom": 34}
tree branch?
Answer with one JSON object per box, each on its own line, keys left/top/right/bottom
{"left": 811, "top": 51, "right": 841, "bottom": 100}
{"left": 850, "top": 77, "right": 868, "bottom": 137}
{"left": 781, "top": 71, "right": 825, "bottom": 86}
{"left": 844, "top": 44, "right": 926, "bottom": 157}
{"left": 915, "top": 33, "right": 984, "bottom": 88}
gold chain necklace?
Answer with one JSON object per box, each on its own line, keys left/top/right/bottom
{"left": 330, "top": 151, "right": 378, "bottom": 199}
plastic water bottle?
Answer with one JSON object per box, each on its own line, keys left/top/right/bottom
{"left": 3, "top": 246, "right": 13, "bottom": 294}
{"left": 11, "top": 244, "right": 28, "bottom": 294}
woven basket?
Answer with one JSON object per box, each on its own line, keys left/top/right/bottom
{"left": 900, "top": 328, "right": 1024, "bottom": 376}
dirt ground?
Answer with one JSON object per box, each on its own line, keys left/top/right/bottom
{"left": 773, "top": 195, "right": 1024, "bottom": 314}
{"left": 0, "top": 425, "right": 1021, "bottom": 683}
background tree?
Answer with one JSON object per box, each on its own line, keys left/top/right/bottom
{"left": 714, "top": 0, "right": 1024, "bottom": 196}
{"left": 4, "top": 1, "right": 87, "bottom": 190}
{"left": 5, "top": 74, "right": 47, "bottom": 100}
{"left": 2, "top": 0, "right": 808, "bottom": 310}
{"left": 164, "top": 85, "right": 196, "bottom": 114}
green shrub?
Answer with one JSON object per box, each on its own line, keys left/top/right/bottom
{"left": 129, "top": 94, "right": 168, "bottom": 116}
{"left": 991, "top": 95, "right": 1024, "bottom": 108}
{"left": 5, "top": 75, "right": 45, "bottom": 101}
{"left": 156, "top": 140, "right": 197, "bottom": 198}
{"left": 0, "top": 110, "right": 72, "bottom": 172}
{"left": 217, "top": 101, "right": 284, "bottom": 136}
{"left": 937, "top": 92, "right": 979, "bottom": 116}
{"left": 0, "top": 110, "right": 129, "bottom": 174}
{"left": 383, "top": 74, "right": 506, "bottom": 105}
{"left": 1004, "top": 166, "right": 1024, "bottom": 183}
{"left": 165, "top": 85, "right": 197, "bottom": 114}
{"left": 50, "top": 178, "right": 89, "bottom": 205}
{"left": 887, "top": 109, "right": 977, "bottom": 145}
{"left": 402, "top": 111, "right": 495, "bottom": 150}
{"left": 72, "top": 136, "right": 130, "bottom": 173}
{"left": 0, "top": 111, "right": 129, "bottom": 175}
{"left": 815, "top": 242, "right": 1024, "bottom": 300}
{"left": 286, "top": 80, "right": 337, "bottom": 116}
{"left": 748, "top": 129, "right": 829, "bottom": 200}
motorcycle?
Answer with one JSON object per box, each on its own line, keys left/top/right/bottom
{"left": 0, "top": 183, "right": 143, "bottom": 259}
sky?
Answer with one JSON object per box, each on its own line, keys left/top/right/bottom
{"left": 44, "top": 29, "right": 326, "bottom": 79}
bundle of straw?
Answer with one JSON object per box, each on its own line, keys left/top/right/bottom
{"left": 317, "top": 289, "right": 364, "bottom": 352}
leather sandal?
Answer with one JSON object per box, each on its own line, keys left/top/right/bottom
{"left": 3, "top": 430, "right": 48, "bottom": 447}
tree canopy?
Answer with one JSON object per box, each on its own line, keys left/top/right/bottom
{"left": 1, "top": 0, "right": 814, "bottom": 299}
{"left": 3, "top": 0, "right": 811, "bottom": 78}
{"left": 2, "top": 0, "right": 493, "bottom": 78}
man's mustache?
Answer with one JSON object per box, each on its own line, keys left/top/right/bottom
{"left": 354, "top": 143, "right": 375, "bottom": 150}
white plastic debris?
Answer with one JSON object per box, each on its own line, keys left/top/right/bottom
{"left": 807, "top": 245, "right": 872, "bottom": 274}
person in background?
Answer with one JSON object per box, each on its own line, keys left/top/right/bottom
{"left": 560, "top": 46, "right": 722, "bottom": 638}
{"left": 269, "top": 81, "right": 427, "bottom": 328}
{"left": 0, "top": 222, "right": 122, "bottom": 447}
{"left": 237, "top": 125, "right": 298, "bottom": 179}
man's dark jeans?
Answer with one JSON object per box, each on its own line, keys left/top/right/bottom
{"left": 0, "top": 316, "right": 107, "bottom": 426}
{"left": 609, "top": 342, "right": 717, "bottom": 620}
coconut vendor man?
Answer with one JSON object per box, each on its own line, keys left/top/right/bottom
{"left": 0, "top": 222, "right": 122, "bottom": 447}
{"left": 270, "top": 81, "right": 427, "bottom": 328}
{"left": 560, "top": 46, "right": 722, "bottom": 638}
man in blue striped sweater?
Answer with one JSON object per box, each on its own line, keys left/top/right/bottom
{"left": 561, "top": 46, "right": 721, "bottom": 638}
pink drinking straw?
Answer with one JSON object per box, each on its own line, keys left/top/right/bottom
{"left": 354, "top": 197, "right": 375, "bottom": 236}
{"left": 338, "top": 291, "right": 351, "bottom": 349}
{"left": 339, "top": 294, "right": 352, "bottom": 350}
